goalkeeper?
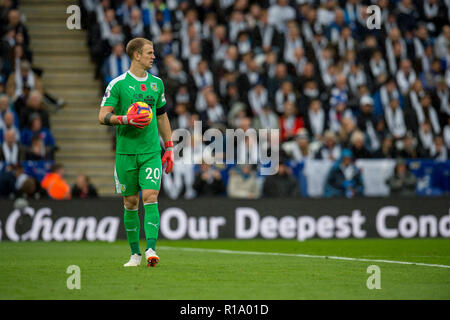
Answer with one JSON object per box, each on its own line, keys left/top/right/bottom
{"left": 98, "top": 38, "right": 174, "bottom": 267}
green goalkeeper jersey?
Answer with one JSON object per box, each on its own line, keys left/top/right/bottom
{"left": 101, "top": 71, "right": 166, "bottom": 155}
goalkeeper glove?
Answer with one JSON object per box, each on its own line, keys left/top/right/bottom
{"left": 161, "top": 141, "right": 174, "bottom": 173}
{"left": 117, "top": 106, "right": 150, "bottom": 129}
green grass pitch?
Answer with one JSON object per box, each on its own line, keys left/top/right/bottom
{"left": 1, "top": 239, "right": 449, "bottom": 299}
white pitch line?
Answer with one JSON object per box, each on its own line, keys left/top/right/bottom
{"left": 159, "top": 246, "right": 450, "bottom": 269}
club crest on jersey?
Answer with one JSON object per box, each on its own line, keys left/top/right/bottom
{"left": 121, "top": 184, "right": 126, "bottom": 192}
{"left": 140, "top": 84, "right": 147, "bottom": 91}
{"left": 150, "top": 83, "right": 158, "bottom": 91}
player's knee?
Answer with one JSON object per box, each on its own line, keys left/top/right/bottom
{"left": 142, "top": 191, "right": 159, "bottom": 204}
{"left": 124, "top": 195, "right": 139, "bottom": 210}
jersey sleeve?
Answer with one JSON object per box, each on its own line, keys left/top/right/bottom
{"left": 156, "top": 80, "right": 166, "bottom": 109}
{"left": 101, "top": 81, "right": 120, "bottom": 108}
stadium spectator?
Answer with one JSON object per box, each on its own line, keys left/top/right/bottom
{"left": 316, "top": 130, "right": 341, "bottom": 161}
{"left": 199, "top": 90, "right": 226, "bottom": 130}
{"left": 282, "top": 128, "right": 313, "bottom": 161}
{"left": 123, "top": 7, "right": 145, "bottom": 41}
{"left": 170, "top": 102, "right": 191, "bottom": 130}
{"left": 283, "top": 21, "right": 304, "bottom": 65}
{"left": 267, "top": 63, "right": 291, "bottom": 102}
{"left": 330, "top": 74, "right": 348, "bottom": 109}
{"left": 418, "top": 120, "right": 434, "bottom": 154}
{"left": 279, "top": 101, "right": 304, "bottom": 142}
{"left": 397, "top": 131, "right": 427, "bottom": 159}
{"left": 248, "top": 81, "right": 268, "bottom": 116}
{"left": 2, "top": 9, "right": 29, "bottom": 48}
{"left": 262, "top": 162, "right": 299, "bottom": 198}
{"left": 275, "top": 81, "right": 296, "bottom": 114}
{"left": 420, "top": 1, "right": 447, "bottom": 34}
{"left": 415, "top": 93, "right": 441, "bottom": 135}
{"left": 24, "top": 135, "right": 49, "bottom": 161}
{"left": 289, "top": 47, "right": 307, "bottom": 77}
{"left": 268, "top": 0, "right": 295, "bottom": 33}
{"left": 227, "top": 164, "right": 260, "bottom": 199}
{"left": 374, "top": 134, "right": 397, "bottom": 159}
{"left": 384, "top": 98, "right": 407, "bottom": 140}
{"left": 192, "top": 59, "right": 213, "bottom": 90}
{"left": 227, "top": 101, "right": 246, "bottom": 129}
{"left": 0, "top": 110, "right": 19, "bottom": 142}
{"left": 0, "top": 169, "right": 14, "bottom": 198}
{"left": 435, "top": 25, "right": 450, "bottom": 57}
{"left": 397, "top": 0, "right": 420, "bottom": 35}
{"left": 71, "top": 174, "right": 99, "bottom": 199}
{"left": 347, "top": 63, "right": 367, "bottom": 97}
{"left": 386, "top": 159, "right": 417, "bottom": 197}
{"left": 356, "top": 95, "right": 380, "bottom": 152}
{"left": 0, "top": 128, "right": 25, "bottom": 165}
{"left": 252, "top": 104, "right": 279, "bottom": 131}
{"left": 41, "top": 163, "right": 71, "bottom": 200}
{"left": 235, "top": 117, "right": 258, "bottom": 165}
{"left": 338, "top": 116, "right": 357, "bottom": 148}
{"left": 18, "top": 175, "right": 46, "bottom": 200}
{"left": 304, "top": 99, "right": 327, "bottom": 141}
{"left": 374, "top": 117, "right": 389, "bottom": 144}
{"left": 193, "top": 162, "right": 225, "bottom": 197}
{"left": 374, "top": 76, "right": 403, "bottom": 116}
{"left": 369, "top": 50, "right": 388, "bottom": 86}
{"left": 101, "top": 42, "right": 130, "bottom": 86}
{"left": 20, "top": 113, "right": 54, "bottom": 149}
{"left": 430, "top": 136, "right": 448, "bottom": 161}
{"left": 350, "top": 130, "right": 372, "bottom": 159}
{"left": 324, "top": 149, "right": 364, "bottom": 198}
{"left": 434, "top": 78, "right": 450, "bottom": 129}
{"left": 298, "top": 79, "right": 321, "bottom": 115}
{"left": 0, "top": 94, "right": 17, "bottom": 127}
{"left": 396, "top": 59, "right": 416, "bottom": 95}
{"left": 328, "top": 99, "right": 354, "bottom": 133}
{"left": 5, "top": 60, "right": 42, "bottom": 100}
{"left": 326, "top": 7, "right": 346, "bottom": 44}
{"left": 222, "top": 81, "right": 241, "bottom": 112}
{"left": 0, "top": 0, "right": 15, "bottom": 26}
{"left": 18, "top": 90, "right": 50, "bottom": 129}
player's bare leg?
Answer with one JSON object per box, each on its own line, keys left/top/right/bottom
{"left": 142, "top": 189, "right": 160, "bottom": 267}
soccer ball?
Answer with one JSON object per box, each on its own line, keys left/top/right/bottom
{"left": 128, "top": 101, "right": 152, "bottom": 123}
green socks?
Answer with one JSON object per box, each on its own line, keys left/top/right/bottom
{"left": 144, "top": 202, "right": 160, "bottom": 250}
{"left": 124, "top": 207, "right": 140, "bottom": 255}
{"left": 124, "top": 203, "right": 160, "bottom": 254}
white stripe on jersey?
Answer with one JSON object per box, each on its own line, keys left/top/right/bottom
{"left": 100, "top": 72, "right": 127, "bottom": 107}
{"left": 114, "top": 164, "right": 121, "bottom": 194}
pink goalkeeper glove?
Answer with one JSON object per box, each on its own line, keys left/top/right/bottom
{"left": 161, "top": 141, "right": 174, "bottom": 173}
{"left": 117, "top": 105, "right": 150, "bottom": 129}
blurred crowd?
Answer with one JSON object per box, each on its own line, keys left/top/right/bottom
{"left": 80, "top": 0, "right": 449, "bottom": 198}
{"left": 0, "top": 1, "right": 97, "bottom": 200}
{"left": 0, "top": 161, "right": 99, "bottom": 200}
{"left": 0, "top": 1, "right": 62, "bottom": 166}
{"left": 2, "top": 0, "right": 449, "bottom": 200}
{"left": 82, "top": 0, "right": 450, "bottom": 164}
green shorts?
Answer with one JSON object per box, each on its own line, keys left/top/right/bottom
{"left": 114, "top": 152, "right": 162, "bottom": 196}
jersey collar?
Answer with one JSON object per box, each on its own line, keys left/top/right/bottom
{"left": 127, "top": 70, "right": 148, "bottom": 82}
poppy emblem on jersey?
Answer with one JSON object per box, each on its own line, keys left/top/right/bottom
{"left": 150, "top": 83, "right": 158, "bottom": 91}
{"left": 140, "top": 84, "right": 147, "bottom": 91}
